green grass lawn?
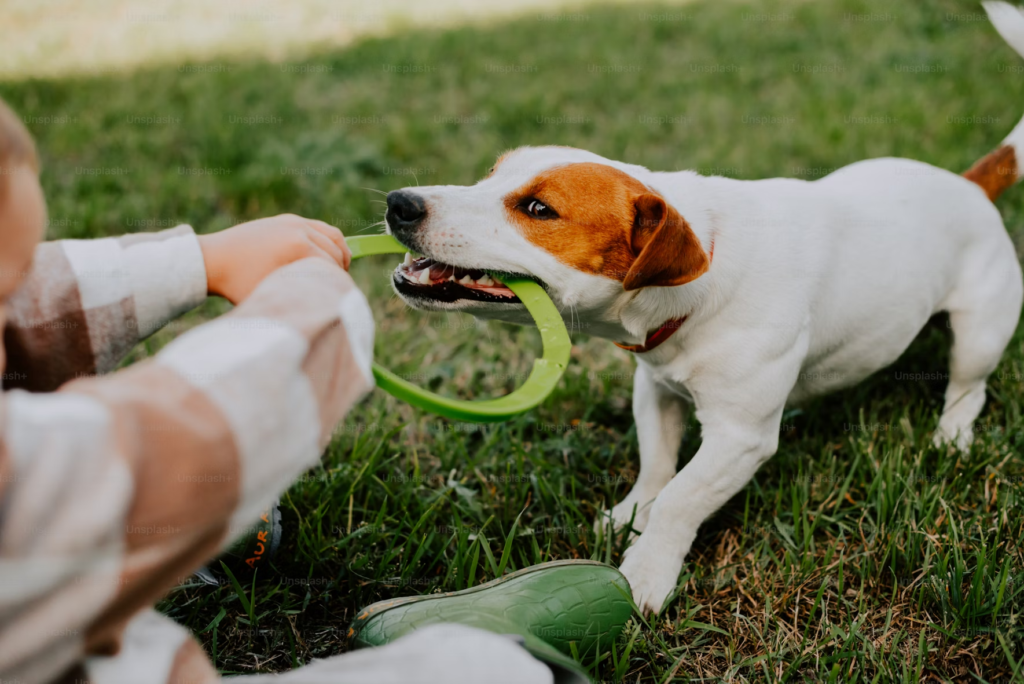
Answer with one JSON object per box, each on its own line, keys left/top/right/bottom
{"left": 4, "top": 0, "right": 1024, "bottom": 680}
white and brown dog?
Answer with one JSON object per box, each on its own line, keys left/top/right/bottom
{"left": 384, "top": 2, "right": 1024, "bottom": 613}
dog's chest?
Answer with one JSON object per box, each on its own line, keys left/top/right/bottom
{"left": 644, "top": 365, "right": 695, "bottom": 404}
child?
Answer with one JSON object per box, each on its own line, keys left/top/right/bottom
{"left": 0, "top": 98, "right": 553, "bottom": 683}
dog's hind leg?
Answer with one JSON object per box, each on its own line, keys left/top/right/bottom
{"left": 936, "top": 246, "right": 1022, "bottom": 449}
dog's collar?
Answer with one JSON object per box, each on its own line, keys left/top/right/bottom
{"left": 614, "top": 235, "right": 714, "bottom": 354}
{"left": 614, "top": 317, "right": 688, "bottom": 353}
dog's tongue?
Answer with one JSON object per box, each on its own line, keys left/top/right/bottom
{"left": 397, "top": 255, "right": 516, "bottom": 297}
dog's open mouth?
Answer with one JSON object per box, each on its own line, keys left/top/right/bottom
{"left": 393, "top": 254, "right": 526, "bottom": 303}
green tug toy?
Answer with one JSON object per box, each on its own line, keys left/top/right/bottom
{"left": 347, "top": 233, "right": 572, "bottom": 422}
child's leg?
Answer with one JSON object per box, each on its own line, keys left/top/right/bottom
{"left": 68, "top": 611, "right": 218, "bottom": 684}
{"left": 74, "top": 614, "right": 552, "bottom": 684}
{"left": 240, "top": 625, "right": 553, "bottom": 684}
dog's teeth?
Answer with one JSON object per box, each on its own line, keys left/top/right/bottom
{"left": 479, "top": 275, "right": 494, "bottom": 286}
{"left": 459, "top": 275, "right": 473, "bottom": 286}
{"left": 418, "top": 269, "right": 432, "bottom": 285}
{"left": 403, "top": 253, "right": 413, "bottom": 266}
{"left": 448, "top": 275, "right": 455, "bottom": 282}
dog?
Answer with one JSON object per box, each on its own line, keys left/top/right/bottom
{"left": 383, "top": 2, "right": 1024, "bottom": 613}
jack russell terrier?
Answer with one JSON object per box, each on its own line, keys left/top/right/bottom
{"left": 383, "top": 2, "right": 1024, "bottom": 613}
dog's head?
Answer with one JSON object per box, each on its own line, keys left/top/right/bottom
{"left": 386, "top": 146, "right": 710, "bottom": 336}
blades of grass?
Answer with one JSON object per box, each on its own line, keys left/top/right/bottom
{"left": 611, "top": 582, "right": 675, "bottom": 667}
{"left": 603, "top": 505, "right": 614, "bottom": 565}
{"left": 466, "top": 534, "right": 482, "bottom": 587}
{"left": 658, "top": 570, "right": 692, "bottom": 620}
{"left": 407, "top": 487, "right": 452, "bottom": 539}
{"left": 659, "top": 650, "right": 689, "bottom": 684}
{"left": 587, "top": 641, "right": 610, "bottom": 674}
{"left": 613, "top": 624, "right": 639, "bottom": 682}
{"left": 248, "top": 568, "right": 258, "bottom": 625}
{"left": 497, "top": 510, "right": 524, "bottom": 576}
{"left": 479, "top": 532, "right": 500, "bottom": 579}
{"left": 451, "top": 509, "right": 467, "bottom": 589}
{"left": 996, "top": 632, "right": 1022, "bottom": 682}
{"left": 341, "top": 427, "right": 401, "bottom": 505}
{"left": 369, "top": 473, "right": 394, "bottom": 498}
{"left": 914, "top": 627, "right": 926, "bottom": 684}
{"left": 422, "top": 531, "right": 458, "bottom": 583}
{"left": 993, "top": 556, "right": 1010, "bottom": 619}
{"left": 966, "top": 549, "right": 988, "bottom": 623}
{"left": 528, "top": 524, "right": 543, "bottom": 565}
{"left": 403, "top": 533, "right": 433, "bottom": 580}
{"left": 201, "top": 607, "right": 227, "bottom": 634}
{"left": 329, "top": 520, "right": 389, "bottom": 553}
{"left": 677, "top": 619, "right": 729, "bottom": 637}
{"left": 220, "top": 561, "right": 251, "bottom": 618}
{"left": 285, "top": 618, "right": 298, "bottom": 670}
{"left": 801, "top": 573, "right": 831, "bottom": 643}
{"left": 837, "top": 550, "right": 845, "bottom": 599}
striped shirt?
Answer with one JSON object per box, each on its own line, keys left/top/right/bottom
{"left": 0, "top": 226, "right": 376, "bottom": 683}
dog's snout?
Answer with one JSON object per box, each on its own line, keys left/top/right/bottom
{"left": 386, "top": 190, "right": 427, "bottom": 235}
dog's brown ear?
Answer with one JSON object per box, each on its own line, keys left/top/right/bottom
{"left": 623, "top": 194, "right": 709, "bottom": 291}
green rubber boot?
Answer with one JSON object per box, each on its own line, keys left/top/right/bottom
{"left": 348, "top": 559, "right": 633, "bottom": 684}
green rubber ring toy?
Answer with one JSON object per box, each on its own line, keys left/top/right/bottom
{"left": 348, "top": 234, "right": 571, "bottom": 423}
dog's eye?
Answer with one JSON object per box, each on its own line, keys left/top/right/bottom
{"left": 525, "top": 199, "right": 557, "bottom": 219}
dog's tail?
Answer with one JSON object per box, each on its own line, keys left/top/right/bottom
{"left": 965, "top": 2, "right": 1024, "bottom": 200}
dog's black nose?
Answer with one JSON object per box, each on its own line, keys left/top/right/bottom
{"left": 386, "top": 190, "right": 427, "bottom": 234}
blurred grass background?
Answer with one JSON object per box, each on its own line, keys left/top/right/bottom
{"left": 3, "top": 0, "right": 1024, "bottom": 681}
{"left": 0, "top": 0, "right": 650, "bottom": 79}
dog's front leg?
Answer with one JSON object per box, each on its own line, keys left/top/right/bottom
{"left": 600, "top": 362, "right": 688, "bottom": 534}
{"left": 617, "top": 343, "right": 803, "bottom": 614}
{"left": 619, "top": 414, "right": 782, "bottom": 613}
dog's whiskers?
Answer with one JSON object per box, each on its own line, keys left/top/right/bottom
{"left": 355, "top": 219, "right": 387, "bottom": 235}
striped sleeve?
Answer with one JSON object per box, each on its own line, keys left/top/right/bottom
{"left": 0, "top": 258, "right": 374, "bottom": 684}
{"left": 2, "top": 225, "right": 208, "bottom": 392}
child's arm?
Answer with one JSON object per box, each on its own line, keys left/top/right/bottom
{"left": 2, "top": 215, "right": 349, "bottom": 392}
{"left": 0, "top": 255, "right": 372, "bottom": 682}
{"left": 2, "top": 225, "right": 206, "bottom": 392}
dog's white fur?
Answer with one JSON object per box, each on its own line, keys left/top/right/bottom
{"left": 386, "top": 3, "right": 1024, "bottom": 613}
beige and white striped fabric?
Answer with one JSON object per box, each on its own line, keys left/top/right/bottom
{"left": 0, "top": 226, "right": 384, "bottom": 683}
{"left": 2, "top": 225, "right": 209, "bottom": 392}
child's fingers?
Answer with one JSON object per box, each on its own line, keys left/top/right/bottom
{"left": 306, "top": 219, "right": 345, "bottom": 248}
{"left": 307, "top": 219, "right": 352, "bottom": 270}
{"left": 305, "top": 229, "right": 346, "bottom": 267}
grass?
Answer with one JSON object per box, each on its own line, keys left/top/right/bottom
{"left": 3, "top": 0, "right": 1024, "bottom": 680}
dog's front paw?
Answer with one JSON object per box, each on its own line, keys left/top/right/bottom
{"left": 618, "top": 534, "right": 685, "bottom": 615}
{"left": 932, "top": 424, "right": 974, "bottom": 451}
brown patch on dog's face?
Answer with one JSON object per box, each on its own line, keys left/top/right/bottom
{"left": 964, "top": 145, "right": 1018, "bottom": 202}
{"left": 503, "top": 162, "right": 709, "bottom": 289}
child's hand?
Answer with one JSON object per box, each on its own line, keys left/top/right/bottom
{"left": 198, "top": 214, "right": 352, "bottom": 304}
